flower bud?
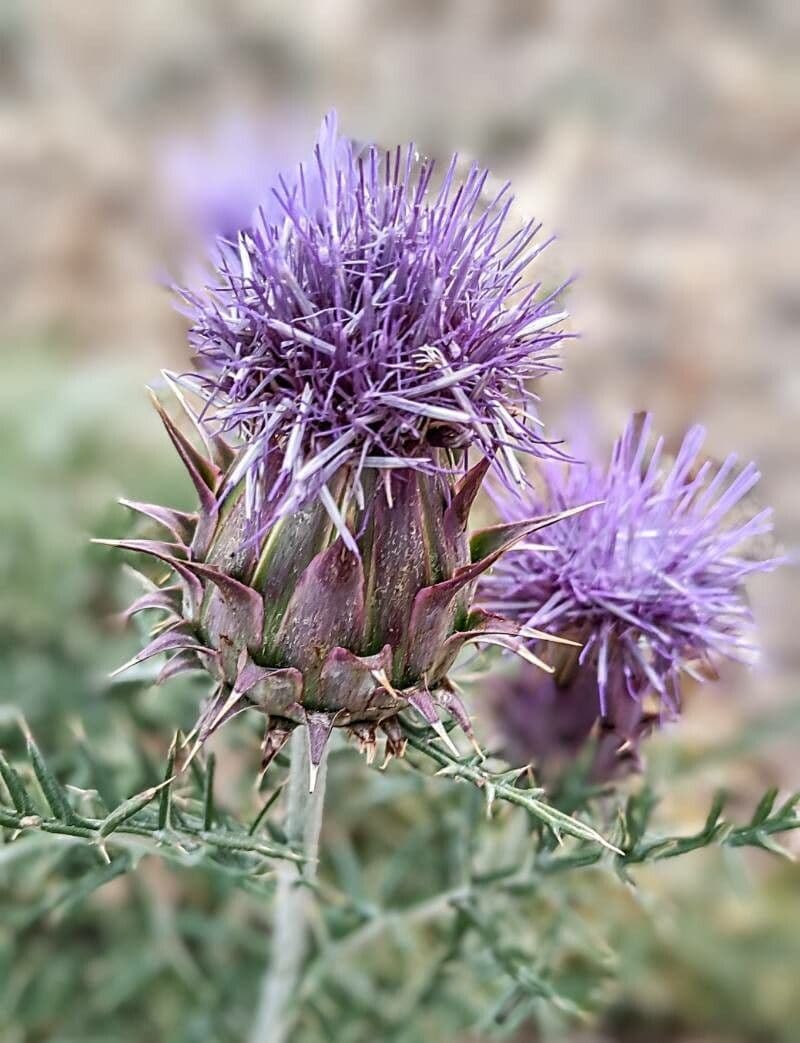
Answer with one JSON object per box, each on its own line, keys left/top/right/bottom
{"left": 101, "top": 392, "right": 585, "bottom": 786}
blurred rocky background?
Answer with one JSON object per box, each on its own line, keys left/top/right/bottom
{"left": 1, "top": 2, "right": 798, "bottom": 1041}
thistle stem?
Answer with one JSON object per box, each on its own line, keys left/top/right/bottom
{"left": 249, "top": 729, "right": 329, "bottom": 1043}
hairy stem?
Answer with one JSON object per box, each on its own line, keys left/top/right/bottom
{"left": 249, "top": 729, "right": 329, "bottom": 1043}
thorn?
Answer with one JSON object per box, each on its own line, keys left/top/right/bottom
{"left": 407, "top": 689, "right": 459, "bottom": 755}
{"left": 435, "top": 683, "right": 475, "bottom": 742}
{"left": 181, "top": 724, "right": 199, "bottom": 750}
{"left": 434, "top": 764, "right": 460, "bottom": 778}
{"left": 16, "top": 714, "right": 33, "bottom": 744}
{"left": 371, "top": 668, "right": 398, "bottom": 697}
{"left": 305, "top": 713, "right": 335, "bottom": 794}
{"left": 469, "top": 735, "right": 486, "bottom": 761}
{"left": 308, "top": 758, "right": 320, "bottom": 794}
{"left": 181, "top": 738, "right": 204, "bottom": 772}
{"left": 260, "top": 720, "right": 294, "bottom": 779}
{"left": 474, "top": 634, "right": 555, "bottom": 673}
{"left": 517, "top": 625, "right": 582, "bottom": 648}
{"left": 430, "top": 718, "right": 459, "bottom": 757}
{"left": 208, "top": 688, "right": 244, "bottom": 734}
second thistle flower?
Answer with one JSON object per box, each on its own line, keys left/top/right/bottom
{"left": 479, "top": 413, "right": 780, "bottom": 780}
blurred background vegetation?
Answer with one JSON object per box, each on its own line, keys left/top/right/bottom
{"left": 1, "top": 3, "right": 798, "bottom": 1041}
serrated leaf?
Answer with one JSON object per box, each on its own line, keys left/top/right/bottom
{"left": 526, "top": 797, "right": 622, "bottom": 854}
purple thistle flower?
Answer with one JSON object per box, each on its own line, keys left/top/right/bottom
{"left": 479, "top": 413, "right": 780, "bottom": 729}
{"left": 175, "top": 111, "right": 569, "bottom": 541}
{"left": 98, "top": 114, "right": 589, "bottom": 785}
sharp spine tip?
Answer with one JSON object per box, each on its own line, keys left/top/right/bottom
{"left": 431, "top": 719, "right": 459, "bottom": 756}
{"left": 308, "top": 759, "right": 319, "bottom": 794}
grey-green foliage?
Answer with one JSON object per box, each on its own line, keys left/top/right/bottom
{"left": 0, "top": 727, "right": 300, "bottom": 888}
{"left": 3, "top": 710, "right": 800, "bottom": 1043}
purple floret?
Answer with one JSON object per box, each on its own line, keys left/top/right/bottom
{"left": 479, "top": 413, "right": 780, "bottom": 721}
{"left": 175, "top": 112, "right": 569, "bottom": 533}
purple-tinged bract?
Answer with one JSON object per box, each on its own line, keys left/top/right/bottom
{"left": 99, "top": 388, "right": 589, "bottom": 787}
{"left": 177, "top": 112, "right": 568, "bottom": 534}
{"left": 479, "top": 413, "right": 780, "bottom": 729}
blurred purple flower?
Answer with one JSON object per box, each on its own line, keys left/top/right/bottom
{"left": 163, "top": 113, "right": 349, "bottom": 244}
{"left": 487, "top": 659, "right": 655, "bottom": 783}
{"left": 175, "top": 111, "right": 569, "bottom": 538}
{"left": 480, "top": 413, "right": 780, "bottom": 732}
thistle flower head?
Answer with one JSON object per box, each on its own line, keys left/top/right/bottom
{"left": 99, "top": 114, "right": 590, "bottom": 787}
{"left": 176, "top": 111, "right": 568, "bottom": 536}
{"left": 480, "top": 413, "right": 780, "bottom": 721}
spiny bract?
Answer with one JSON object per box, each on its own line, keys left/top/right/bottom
{"left": 100, "top": 387, "right": 587, "bottom": 788}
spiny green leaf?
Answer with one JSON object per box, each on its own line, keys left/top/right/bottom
{"left": 405, "top": 730, "right": 621, "bottom": 854}
{"left": 750, "top": 829, "right": 796, "bottom": 861}
{"left": 702, "top": 789, "right": 728, "bottom": 836}
{"left": 750, "top": 786, "right": 779, "bottom": 826}
{"left": 0, "top": 749, "right": 34, "bottom": 815}
{"left": 203, "top": 751, "right": 216, "bottom": 831}
{"left": 248, "top": 781, "right": 286, "bottom": 836}
{"left": 158, "top": 732, "right": 179, "bottom": 830}
{"left": 99, "top": 779, "right": 173, "bottom": 838}
{"left": 777, "top": 789, "right": 800, "bottom": 818}
{"left": 623, "top": 786, "right": 658, "bottom": 847}
{"left": 21, "top": 722, "right": 77, "bottom": 824}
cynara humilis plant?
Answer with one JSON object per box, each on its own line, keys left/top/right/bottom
{"left": 479, "top": 413, "right": 781, "bottom": 780}
{"left": 3, "top": 110, "right": 787, "bottom": 1043}
{"left": 97, "top": 112, "right": 592, "bottom": 790}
